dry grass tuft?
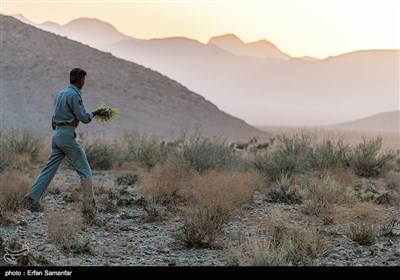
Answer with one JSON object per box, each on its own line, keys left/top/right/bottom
{"left": 47, "top": 211, "right": 91, "bottom": 254}
{"left": 337, "top": 202, "right": 386, "bottom": 245}
{"left": 0, "top": 170, "right": 30, "bottom": 212}
{"left": 141, "top": 199, "right": 167, "bottom": 223}
{"left": 266, "top": 175, "right": 303, "bottom": 204}
{"left": 227, "top": 216, "right": 329, "bottom": 266}
{"left": 176, "top": 169, "right": 264, "bottom": 248}
{"left": 325, "top": 167, "right": 356, "bottom": 186}
{"left": 140, "top": 158, "right": 191, "bottom": 206}
{"left": 303, "top": 175, "right": 349, "bottom": 224}
{"left": 187, "top": 169, "right": 264, "bottom": 208}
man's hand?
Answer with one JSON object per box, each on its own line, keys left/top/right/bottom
{"left": 92, "top": 108, "right": 107, "bottom": 117}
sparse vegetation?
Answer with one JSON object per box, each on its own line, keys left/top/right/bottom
{"left": 176, "top": 169, "right": 264, "bottom": 248}
{"left": 0, "top": 170, "right": 30, "bottom": 212}
{"left": 84, "top": 139, "right": 123, "bottom": 170}
{"left": 228, "top": 217, "right": 329, "bottom": 266}
{"left": 303, "top": 174, "right": 349, "bottom": 224}
{"left": 311, "top": 138, "right": 350, "bottom": 170}
{"left": 0, "top": 129, "right": 43, "bottom": 170}
{"left": 1, "top": 129, "right": 399, "bottom": 266}
{"left": 350, "top": 137, "right": 396, "bottom": 177}
{"left": 266, "top": 175, "right": 303, "bottom": 204}
{"left": 140, "top": 157, "right": 190, "bottom": 206}
{"left": 47, "top": 211, "right": 92, "bottom": 254}
{"left": 181, "top": 134, "right": 246, "bottom": 173}
{"left": 3, "top": 129, "right": 43, "bottom": 158}
{"left": 122, "top": 130, "right": 170, "bottom": 170}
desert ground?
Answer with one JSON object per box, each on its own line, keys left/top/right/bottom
{"left": 1, "top": 127, "right": 399, "bottom": 267}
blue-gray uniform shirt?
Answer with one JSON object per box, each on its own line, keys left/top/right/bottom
{"left": 51, "top": 84, "right": 94, "bottom": 130}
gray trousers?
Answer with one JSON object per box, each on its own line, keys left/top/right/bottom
{"left": 26, "top": 126, "right": 93, "bottom": 204}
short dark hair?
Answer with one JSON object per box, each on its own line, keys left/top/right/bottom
{"left": 70, "top": 68, "right": 87, "bottom": 84}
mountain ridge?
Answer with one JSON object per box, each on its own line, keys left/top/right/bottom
{"left": 1, "top": 15, "right": 270, "bottom": 142}
{"left": 328, "top": 111, "right": 400, "bottom": 133}
{"left": 8, "top": 15, "right": 399, "bottom": 127}
{"left": 208, "top": 33, "right": 291, "bottom": 60}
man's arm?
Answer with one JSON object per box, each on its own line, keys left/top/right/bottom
{"left": 69, "top": 94, "right": 93, "bottom": 124}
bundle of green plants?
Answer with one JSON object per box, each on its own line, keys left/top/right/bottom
{"left": 94, "top": 102, "right": 120, "bottom": 122}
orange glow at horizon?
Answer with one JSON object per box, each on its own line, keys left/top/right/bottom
{"left": 1, "top": 0, "right": 399, "bottom": 59}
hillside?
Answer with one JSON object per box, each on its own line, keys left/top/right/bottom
{"left": 0, "top": 15, "right": 269, "bottom": 142}
{"left": 14, "top": 16, "right": 399, "bottom": 127}
{"left": 328, "top": 111, "right": 400, "bottom": 133}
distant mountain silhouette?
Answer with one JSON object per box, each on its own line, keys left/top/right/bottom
{"left": 102, "top": 39, "right": 400, "bottom": 126}
{"left": 329, "top": 111, "right": 400, "bottom": 133}
{"left": 1, "top": 15, "right": 270, "bottom": 141}
{"left": 13, "top": 15, "right": 399, "bottom": 127}
{"left": 38, "top": 17, "right": 140, "bottom": 49}
{"left": 208, "top": 34, "right": 291, "bottom": 60}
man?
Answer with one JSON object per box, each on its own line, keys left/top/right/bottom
{"left": 21, "top": 68, "right": 106, "bottom": 223}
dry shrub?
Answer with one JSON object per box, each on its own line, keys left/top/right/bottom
{"left": 0, "top": 170, "right": 30, "bottom": 212}
{"left": 47, "top": 211, "right": 78, "bottom": 244}
{"left": 178, "top": 204, "right": 229, "bottom": 248}
{"left": 228, "top": 216, "right": 329, "bottom": 266}
{"left": 36, "top": 140, "right": 50, "bottom": 164}
{"left": 384, "top": 171, "right": 400, "bottom": 191}
{"left": 188, "top": 169, "right": 264, "bottom": 208}
{"left": 303, "top": 175, "right": 349, "bottom": 224}
{"left": 176, "top": 169, "right": 264, "bottom": 248}
{"left": 140, "top": 158, "right": 191, "bottom": 205}
{"left": 337, "top": 202, "right": 385, "bottom": 245}
{"left": 47, "top": 211, "right": 91, "bottom": 254}
{"left": 0, "top": 212, "right": 14, "bottom": 226}
{"left": 326, "top": 166, "right": 356, "bottom": 186}
{"left": 112, "top": 160, "right": 142, "bottom": 172}
{"left": 345, "top": 222, "right": 377, "bottom": 245}
{"left": 8, "top": 153, "right": 32, "bottom": 169}
{"left": 1, "top": 130, "right": 43, "bottom": 169}
{"left": 266, "top": 175, "right": 303, "bottom": 204}
{"left": 141, "top": 199, "right": 166, "bottom": 223}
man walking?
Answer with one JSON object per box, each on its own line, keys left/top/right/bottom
{"left": 21, "top": 68, "right": 106, "bottom": 223}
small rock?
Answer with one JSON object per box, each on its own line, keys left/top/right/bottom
{"left": 168, "top": 259, "right": 177, "bottom": 266}
{"left": 36, "top": 244, "right": 46, "bottom": 251}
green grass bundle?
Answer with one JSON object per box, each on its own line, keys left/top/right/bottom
{"left": 94, "top": 102, "right": 120, "bottom": 122}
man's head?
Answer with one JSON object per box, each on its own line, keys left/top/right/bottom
{"left": 70, "top": 68, "right": 87, "bottom": 89}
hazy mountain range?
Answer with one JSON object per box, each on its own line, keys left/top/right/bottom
{"left": 1, "top": 15, "right": 271, "bottom": 141}
{"left": 329, "top": 111, "right": 400, "bottom": 133}
{"left": 14, "top": 15, "right": 399, "bottom": 127}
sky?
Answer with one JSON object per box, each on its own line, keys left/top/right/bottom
{"left": 1, "top": 0, "right": 399, "bottom": 59}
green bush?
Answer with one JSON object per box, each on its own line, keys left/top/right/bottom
{"left": 254, "top": 132, "right": 313, "bottom": 181}
{"left": 350, "top": 137, "right": 395, "bottom": 177}
{"left": 2, "top": 129, "right": 43, "bottom": 161}
{"left": 122, "top": 131, "right": 170, "bottom": 170}
{"left": 181, "top": 135, "right": 244, "bottom": 173}
{"left": 311, "top": 138, "right": 351, "bottom": 170}
{"left": 84, "top": 139, "right": 121, "bottom": 170}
